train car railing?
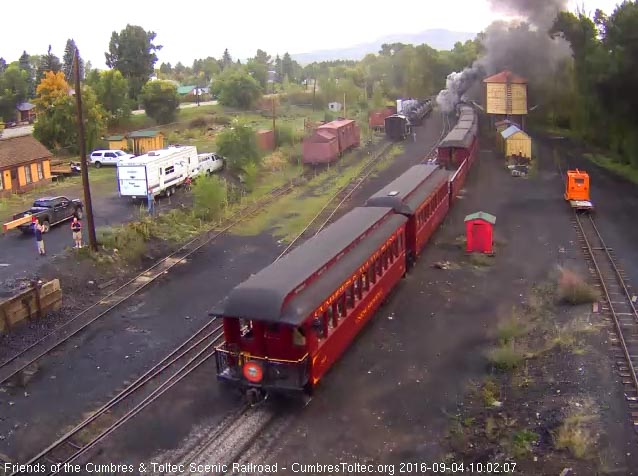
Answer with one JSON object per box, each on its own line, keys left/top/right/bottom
{"left": 215, "top": 345, "right": 310, "bottom": 390}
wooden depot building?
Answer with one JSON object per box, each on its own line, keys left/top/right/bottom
{"left": 0, "top": 135, "right": 53, "bottom": 197}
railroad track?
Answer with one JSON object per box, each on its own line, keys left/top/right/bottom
{"left": 572, "top": 213, "right": 638, "bottom": 431}
{"left": 275, "top": 140, "right": 394, "bottom": 260}
{"left": 12, "top": 320, "right": 225, "bottom": 475}
{"left": 0, "top": 180, "right": 301, "bottom": 387}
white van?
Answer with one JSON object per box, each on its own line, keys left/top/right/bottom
{"left": 196, "top": 153, "right": 225, "bottom": 176}
{"left": 117, "top": 146, "right": 198, "bottom": 198}
{"left": 90, "top": 150, "right": 134, "bottom": 167}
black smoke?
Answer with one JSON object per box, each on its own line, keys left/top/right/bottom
{"left": 436, "top": 0, "right": 571, "bottom": 113}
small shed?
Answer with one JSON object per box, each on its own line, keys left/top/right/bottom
{"left": 465, "top": 212, "right": 496, "bottom": 254}
{"left": 328, "top": 102, "right": 342, "bottom": 112}
{"left": 16, "top": 102, "right": 36, "bottom": 123}
{"left": 106, "top": 135, "right": 129, "bottom": 151}
{"left": 500, "top": 125, "right": 531, "bottom": 159}
{"left": 128, "top": 130, "right": 166, "bottom": 155}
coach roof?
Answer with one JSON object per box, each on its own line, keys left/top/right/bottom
{"left": 213, "top": 207, "right": 397, "bottom": 322}
{"left": 365, "top": 164, "right": 448, "bottom": 215}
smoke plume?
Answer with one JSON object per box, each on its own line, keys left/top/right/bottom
{"left": 436, "top": 0, "right": 571, "bottom": 113}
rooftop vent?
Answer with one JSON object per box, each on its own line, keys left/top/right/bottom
{"left": 387, "top": 191, "right": 399, "bottom": 197}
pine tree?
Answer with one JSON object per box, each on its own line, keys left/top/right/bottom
{"left": 62, "top": 39, "right": 83, "bottom": 82}
{"left": 36, "top": 45, "right": 62, "bottom": 86}
{"left": 18, "top": 51, "right": 35, "bottom": 98}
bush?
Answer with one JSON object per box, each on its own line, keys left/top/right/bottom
{"left": 241, "top": 163, "right": 260, "bottom": 192}
{"left": 274, "top": 124, "right": 302, "bottom": 147}
{"left": 193, "top": 175, "right": 227, "bottom": 220}
{"left": 557, "top": 268, "right": 598, "bottom": 305}
{"left": 487, "top": 344, "right": 525, "bottom": 371}
{"left": 324, "top": 111, "right": 334, "bottom": 122}
{"left": 189, "top": 117, "right": 208, "bottom": 128}
{"left": 97, "top": 222, "right": 149, "bottom": 263}
{"left": 216, "top": 120, "right": 261, "bottom": 172}
{"left": 279, "top": 144, "right": 302, "bottom": 165}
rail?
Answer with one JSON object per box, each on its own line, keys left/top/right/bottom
{"left": 0, "top": 181, "right": 299, "bottom": 386}
{"left": 274, "top": 141, "right": 394, "bottom": 260}
{"left": 13, "top": 320, "right": 225, "bottom": 474}
{"left": 572, "top": 213, "right": 638, "bottom": 428}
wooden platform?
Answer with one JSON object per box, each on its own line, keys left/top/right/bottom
{"left": 0, "top": 279, "right": 62, "bottom": 333}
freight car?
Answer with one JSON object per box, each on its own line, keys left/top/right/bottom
{"left": 384, "top": 114, "right": 411, "bottom": 141}
{"left": 213, "top": 105, "right": 479, "bottom": 401}
{"left": 302, "top": 119, "right": 361, "bottom": 165}
{"left": 368, "top": 106, "right": 396, "bottom": 131}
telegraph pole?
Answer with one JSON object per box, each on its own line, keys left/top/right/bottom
{"left": 271, "top": 96, "right": 276, "bottom": 151}
{"left": 74, "top": 48, "right": 97, "bottom": 252}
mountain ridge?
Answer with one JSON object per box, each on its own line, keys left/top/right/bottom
{"left": 290, "top": 29, "right": 477, "bottom": 64}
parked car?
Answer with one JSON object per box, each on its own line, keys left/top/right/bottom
{"left": 196, "top": 153, "right": 225, "bottom": 176}
{"left": 9, "top": 196, "right": 84, "bottom": 234}
{"left": 89, "top": 149, "right": 135, "bottom": 168}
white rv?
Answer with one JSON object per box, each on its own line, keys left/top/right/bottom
{"left": 116, "top": 146, "right": 199, "bottom": 199}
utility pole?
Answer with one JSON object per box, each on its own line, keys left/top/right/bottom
{"left": 74, "top": 48, "right": 97, "bottom": 252}
{"left": 272, "top": 96, "right": 276, "bottom": 151}
{"left": 312, "top": 79, "right": 316, "bottom": 112}
{"left": 343, "top": 93, "right": 346, "bottom": 118}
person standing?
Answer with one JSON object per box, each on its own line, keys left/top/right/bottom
{"left": 147, "top": 191, "right": 155, "bottom": 215}
{"left": 71, "top": 217, "right": 82, "bottom": 248}
{"left": 34, "top": 218, "right": 45, "bottom": 256}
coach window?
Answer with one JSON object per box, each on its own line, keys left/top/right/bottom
{"left": 313, "top": 315, "right": 326, "bottom": 339}
{"left": 293, "top": 327, "right": 306, "bottom": 347}
{"left": 369, "top": 265, "right": 377, "bottom": 284}
{"left": 362, "top": 270, "right": 369, "bottom": 291}
{"left": 349, "top": 283, "right": 356, "bottom": 305}
{"left": 356, "top": 275, "right": 363, "bottom": 299}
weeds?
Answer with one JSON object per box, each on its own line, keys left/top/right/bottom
{"left": 496, "top": 314, "right": 527, "bottom": 345}
{"left": 554, "top": 401, "right": 599, "bottom": 459}
{"left": 557, "top": 267, "right": 598, "bottom": 305}
{"left": 487, "top": 344, "right": 525, "bottom": 371}
{"left": 510, "top": 430, "right": 538, "bottom": 458}
{"left": 481, "top": 378, "right": 500, "bottom": 406}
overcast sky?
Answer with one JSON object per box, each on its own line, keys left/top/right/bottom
{"left": 2, "top": 0, "right": 622, "bottom": 68}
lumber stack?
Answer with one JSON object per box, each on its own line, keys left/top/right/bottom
{"left": 0, "top": 279, "right": 62, "bottom": 333}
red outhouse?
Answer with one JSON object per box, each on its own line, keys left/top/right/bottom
{"left": 464, "top": 212, "right": 496, "bottom": 254}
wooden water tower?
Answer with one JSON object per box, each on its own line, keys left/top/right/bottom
{"left": 483, "top": 70, "right": 528, "bottom": 130}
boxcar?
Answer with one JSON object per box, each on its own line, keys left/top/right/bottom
{"left": 365, "top": 164, "right": 450, "bottom": 267}
{"left": 213, "top": 207, "right": 408, "bottom": 398}
{"left": 369, "top": 107, "right": 396, "bottom": 131}
{"left": 302, "top": 119, "right": 360, "bottom": 165}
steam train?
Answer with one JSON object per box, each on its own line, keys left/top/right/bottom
{"left": 384, "top": 99, "right": 434, "bottom": 141}
{"left": 212, "top": 104, "right": 478, "bottom": 401}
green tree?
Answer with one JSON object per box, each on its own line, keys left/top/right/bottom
{"left": 0, "top": 64, "right": 29, "bottom": 120}
{"left": 93, "top": 69, "right": 131, "bottom": 124}
{"left": 215, "top": 120, "right": 260, "bottom": 172}
{"left": 0, "top": 58, "right": 6, "bottom": 74}
{"left": 62, "top": 39, "right": 83, "bottom": 82}
{"left": 140, "top": 80, "right": 179, "bottom": 124}
{"left": 18, "top": 51, "right": 35, "bottom": 98}
{"left": 371, "top": 82, "right": 385, "bottom": 109}
{"left": 36, "top": 45, "right": 62, "bottom": 86}
{"left": 211, "top": 68, "right": 262, "bottom": 109}
{"left": 33, "top": 74, "right": 106, "bottom": 153}
{"left": 246, "top": 59, "right": 268, "bottom": 88}
{"left": 105, "top": 24, "right": 162, "bottom": 101}
{"left": 220, "top": 48, "right": 233, "bottom": 71}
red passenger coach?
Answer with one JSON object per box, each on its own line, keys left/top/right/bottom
{"left": 365, "top": 164, "right": 449, "bottom": 267}
{"left": 213, "top": 207, "right": 408, "bottom": 397}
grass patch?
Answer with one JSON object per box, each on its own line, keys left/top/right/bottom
{"left": 554, "top": 401, "right": 599, "bottom": 459}
{"left": 510, "top": 430, "right": 538, "bottom": 458}
{"left": 496, "top": 314, "right": 527, "bottom": 345}
{"left": 468, "top": 253, "right": 494, "bottom": 267}
{"left": 481, "top": 378, "right": 501, "bottom": 406}
{"left": 557, "top": 267, "right": 598, "bottom": 305}
{"left": 487, "top": 344, "right": 526, "bottom": 371}
{"left": 584, "top": 152, "right": 638, "bottom": 185}
{"left": 234, "top": 141, "right": 390, "bottom": 241}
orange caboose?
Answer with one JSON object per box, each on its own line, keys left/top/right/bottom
{"left": 565, "top": 169, "right": 593, "bottom": 211}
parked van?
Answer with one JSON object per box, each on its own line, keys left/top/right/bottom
{"left": 196, "top": 153, "right": 225, "bottom": 176}
{"left": 117, "top": 146, "right": 198, "bottom": 199}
